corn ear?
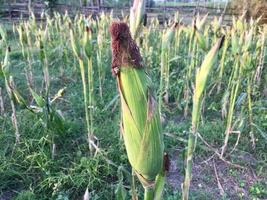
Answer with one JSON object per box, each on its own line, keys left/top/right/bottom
{"left": 118, "top": 67, "right": 164, "bottom": 181}
{"left": 110, "top": 22, "right": 164, "bottom": 197}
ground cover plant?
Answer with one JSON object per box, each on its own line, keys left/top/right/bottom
{"left": 0, "top": 4, "right": 267, "bottom": 200}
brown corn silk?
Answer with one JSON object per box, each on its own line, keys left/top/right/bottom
{"left": 110, "top": 22, "right": 143, "bottom": 75}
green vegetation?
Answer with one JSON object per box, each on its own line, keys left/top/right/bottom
{"left": 0, "top": 8, "right": 266, "bottom": 200}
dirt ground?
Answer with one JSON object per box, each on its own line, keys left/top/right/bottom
{"left": 167, "top": 150, "right": 267, "bottom": 200}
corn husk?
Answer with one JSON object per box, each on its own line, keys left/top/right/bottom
{"left": 110, "top": 22, "right": 164, "bottom": 185}
{"left": 118, "top": 66, "right": 163, "bottom": 181}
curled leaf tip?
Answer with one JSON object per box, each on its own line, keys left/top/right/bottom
{"left": 109, "top": 21, "right": 143, "bottom": 76}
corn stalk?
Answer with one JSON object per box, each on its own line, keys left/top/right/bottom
{"left": 159, "top": 23, "right": 177, "bottom": 113}
{"left": 182, "top": 36, "right": 224, "bottom": 200}
{"left": 1, "top": 48, "right": 20, "bottom": 143}
{"left": 70, "top": 22, "right": 96, "bottom": 155}
{"left": 130, "top": 0, "right": 146, "bottom": 40}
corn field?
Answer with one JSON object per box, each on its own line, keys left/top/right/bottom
{"left": 0, "top": 6, "right": 267, "bottom": 200}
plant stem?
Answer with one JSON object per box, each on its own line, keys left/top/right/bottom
{"left": 144, "top": 188, "right": 154, "bottom": 200}
{"left": 78, "top": 59, "right": 90, "bottom": 146}
{"left": 10, "top": 79, "right": 20, "bottom": 143}
{"left": 0, "top": 87, "right": 4, "bottom": 115}
{"left": 87, "top": 57, "right": 94, "bottom": 154}
{"left": 217, "top": 38, "right": 228, "bottom": 93}
{"left": 221, "top": 60, "right": 241, "bottom": 157}
{"left": 182, "top": 98, "right": 199, "bottom": 200}
{"left": 159, "top": 50, "right": 167, "bottom": 114}
{"left": 247, "top": 77, "right": 255, "bottom": 148}
{"left": 131, "top": 169, "right": 138, "bottom": 200}
{"left": 182, "top": 129, "right": 196, "bottom": 200}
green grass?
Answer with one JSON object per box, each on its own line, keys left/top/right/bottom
{"left": 0, "top": 31, "right": 125, "bottom": 199}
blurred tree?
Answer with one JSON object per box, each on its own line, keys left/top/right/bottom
{"left": 43, "top": 0, "right": 58, "bottom": 13}
{"left": 230, "top": 0, "right": 267, "bottom": 23}
{"left": 147, "top": 0, "right": 155, "bottom": 7}
{"left": 104, "top": 0, "right": 130, "bottom": 7}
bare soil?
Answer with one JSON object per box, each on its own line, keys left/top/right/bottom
{"left": 167, "top": 150, "right": 267, "bottom": 200}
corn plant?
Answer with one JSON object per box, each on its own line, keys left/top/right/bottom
{"left": 183, "top": 14, "right": 210, "bottom": 118}
{"left": 96, "top": 28, "right": 104, "bottom": 100}
{"left": 130, "top": 0, "right": 146, "bottom": 40}
{"left": 0, "top": 87, "right": 4, "bottom": 115}
{"left": 16, "top": 22, "right": 34, "bottom": 100}
{"left": 183, "top": 19, "right": 196, "bottom": 118}
{"left": 182, "top": 36, "right": 224, "bottom": 200}
{"left": 70, "top": 19, "right": 96, "bottom": 155}
{"left": 1, "top": 26, "right": 22, "bottom": 143}
{"left": 29, "top": 88, "right": 66, "bottom": 159}
{"left": 216, "top": 29, "right": 229, "bottom": 93}
{"left": 159, "top": 23, "right": 177, "bottom": 113}
{"left": 220, "top": 17, "right": 249, "bottom": 157}
{"left": 1, "top": 48, "right": 20, "bottom": 143}
{"left": 0, "top": 26, "right": 5, "bottom": 115}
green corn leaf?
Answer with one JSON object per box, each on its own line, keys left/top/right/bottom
{"left": 102, "top": 94, "right": 119, "bottom": 112}
{"left": 154, "top": 170, "right": 165, "bottom": 200}
{"left": 39, "top": 39, "right": 45, "bottom": 62}
{"left": 193, "top": 36, "right": 224, "bottom": 124}
{"left": 196, "top": 13, "right": 208, "bottom": 31}
{"left": 0, "top": 25, "right": 6, "bottom": 42}
{"left": 195, "top": 30, "right": 208, "bottom": 51}
{"left": 83, "top": 28, "right": 92, "bottom": 59}
{"left": 115, "top": 181, "right": 127, "bottom": 200}
{"left": 70, "top": 30, "right": 80, "bottom": 59}
{"left": 50, "top": 109, "right": 65, "bottom": 134}
{"left": 243, "top": 29, "right": 253, "bottom": 51}
{"left": 12, "top": 89, "right": 28, "bottom": 109}
{"left": 231, "top": 29, "right": 239, "bottom": 54}
{"left": 162, "top": 23, "right": 177, "bottom": 50}
{"left": 30, "top": 88, "right": 45, "bottom": 108}
{"left": 0, "top": 63, "right": 3, "bottom": 78}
